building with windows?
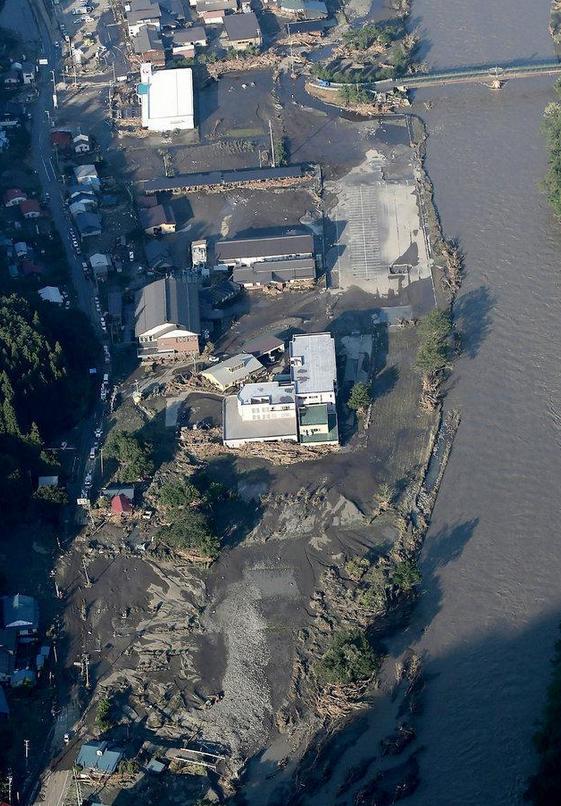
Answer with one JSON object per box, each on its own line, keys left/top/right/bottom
{"left": 135, "top": 277, "right": 200, "bottom": 360}
{"left": 223, "top": 11, "right": 263, "bottom": 51}
{"left": 289, "top": 332, "right": 338, "bottom": 444}
{"left": 223, "top": 381, "right": 298, "bottom": 447}
{"left": 222, "top": 332, "right": 339, "bottom": 447}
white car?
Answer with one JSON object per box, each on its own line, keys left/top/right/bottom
{"left": 89, "top": 447, "right": 96, "bottom": 459}
{"left": 83, "top": 16, "right": 94, "bottom": 22}
{"left": 95, "top": 428, "right": 102, "bottom": 439}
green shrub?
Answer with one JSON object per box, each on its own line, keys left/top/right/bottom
{"left": 159, "top": 478, "right": 199, "bottom": 510}
{"left": 391, "top": 560, "right": 422, "bottom": 591}
{"left": 347, "top": 382, "right": 373, "bottom": 411}
{"left": 104, "top": 430, "right": 154, "bottom": 481}
{"left": 315, "top": 629, "right": 380, "bottom": 685}
{"left": 158, "top": 509, "right": 220, "bottom": 559}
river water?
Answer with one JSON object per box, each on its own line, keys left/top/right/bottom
{"left": 405, "top": 0, "right": 561, "bottom": 803}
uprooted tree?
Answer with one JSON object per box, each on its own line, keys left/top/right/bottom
{"left": 157, "top": 509, "right": 220, "bottom": 559}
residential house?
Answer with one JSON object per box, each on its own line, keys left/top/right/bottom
{"left": 14, "top": 241, "right": 28, "bottom": 258}
{"left": 3, "top": 70, "right": 20, "bottom": 87}
{"left": 160, "top": 0, "right": 186, "bottom": 19}
{"left": 21, "top": 260, "right": 43, "bottom": 277}
{"left": 2, "top": 594, "right": 39, "bottom": 638}
{"left": 101, "top": 483, "right": 135, "bottom": 500}
{"left": 20, "top": 62, "right": 35, "bottom": 84}
{"left": 111, "top": 494, "right": 133, "bottom": 515}
{"left": 285, "top": 19, "right": 324, "bottom": 34}
{"left": 215, "top": 232, "right": 314, "bottom": 267}
{"left": 134, "top": 277, "right": 200, "bottom": 360}
{"left": 223, "top": 381, "right": 298, "bottom": 447}
{"left": 289, "top": 333, "right": 338, "bottom": 444}
{"left": 38, "top": 286, "right": 64, "bottom": 304}
{"left": 108, "top": 291, "right": 123, "bottom": 325}
{"left": 200, "top": 279, "right": 240, "bottom": 309}
{"left": 4, "top": 188, "right": 27, "bottom": 207}
{"left": 74, "top": 164, "right": 100, "bottom": 190}
{"left": 50, "top": 130, "right": 72, "bottom": 149}
{"left": 127, "top": 1, "right": 162, "bottom": 36}
{"left": 242, "top": 333, "right": 285, "bottom": 359}
{"left": 144, "top": 239, "right": 173, "bottom": 270}
{"left": 0, "top": 101, "right": 24, "bottom": 127}
{"left": 172, "top": 27, "right": 207, "bottom": 55}
{"left": 90, "top": 253, "right": 112, "bottom": 279}
{"left": 232, "top": 257, "right": 315, "bottom": 288}
{"left": 201, "top": 8, "right": 225, "bottom": 23}
{"left": 69, "top": 197, "right": 97, "bottom": 217}
{"left": 201, "top": 353, "right": 264, "bottom": 391}
{"left": 0, "top": 629, "right": 16, "bottom": 684}
{"left": 75, "top": 212, "right": 102, "bottom": 237}
{"left": 76, "top": 741, "right": 124, "bottom": 778}
{"left": 133, "top": 25, "right": 166, "bottom": 65}
{"left": 278, "top": 0, "right": 328, "bottom": 18}
{"left": 20, "top": 199, "right": 41, "bottom": 219}
{"left": 73, "top": 133, "right": 91, "bottom": 153}
{"left": 0, "top": 685, "right": 9, "bottom": 719}
{"left": 195, "top": 0, "right": 237, "bottom": 14}
{"left": 223, "top": 11, "right": 262, "bottom": 50}
{"left": 139, "top": 203, "right": 176, "bottom": 235}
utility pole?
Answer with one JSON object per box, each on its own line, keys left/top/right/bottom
{"left": 23, "top": 740, "right": 29, "bottom": 774}
{"left": 100, "top": 448, "right": 104, "bottom": 477}
{"left": 269, "top": 119, "right": 275, "bottom": 168}
{"left": 82, "top": 654, "right": 90, "bottom": 689}
{"left": 81, "top": 557, "right": 91, "bottom": 587}
{"left": 7, "top": 771, "right": 12, "bottom": 805}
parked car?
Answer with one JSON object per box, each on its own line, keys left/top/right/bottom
{"left": 207, "top": 355, "right": 220, "bottom": 363}
{"left": 128, "top": 250, "right": 134, "bottom": 262}
{"left": 89, "top": 447, "right": 96, "bottom": 460}
{"left": 95, "top": 427, "right": 102, "bottom": 439}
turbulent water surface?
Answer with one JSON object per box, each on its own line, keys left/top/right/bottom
{"left": 406, "top": 0, "right": 561, "bottom": 803}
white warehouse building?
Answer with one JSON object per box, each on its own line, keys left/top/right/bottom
{"left": 140, "top": 65, "right": 195, "bottom": 132}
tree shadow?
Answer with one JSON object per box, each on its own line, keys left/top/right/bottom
{"left": 453, "top": 285, "right": 495, "bottom": 359}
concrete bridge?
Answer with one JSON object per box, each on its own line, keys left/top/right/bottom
{"left": 373, "top": 59, "right": 561, "bottom": 91}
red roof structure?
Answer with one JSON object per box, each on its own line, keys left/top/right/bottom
{"left": 50, "top": 130, "right": 72, "bottom": 148}
{"left": 20, "top": 199, "right": 41, "bottom": 215}
{"left": 21, "top": 260, "right": 43, "bottom": 276}
{"left": 3, "top": 188, "right": 27, "bottom": 205}
{"left": 111, "top": 494, "right": 132, "bottom": 514}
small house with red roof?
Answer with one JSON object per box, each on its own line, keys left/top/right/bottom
{"left": 111, "top": 494, "right": 132, "bottom": 515}
{"left": 50, "top": 130, "right": 72, "bottom": 150}
{"left": 4, "top": 188, "right": 27, "bottom": 207}
{"left": 20, "top": 199, "right": 41, "bottom": 219}
{"left": 21, "top": 260, "right": 43, "bottom": 277}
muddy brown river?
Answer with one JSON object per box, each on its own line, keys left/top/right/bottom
{"left": 394, "top": 0, "right": 561, "bottom": 803}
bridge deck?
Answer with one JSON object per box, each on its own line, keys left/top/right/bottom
{"left": 373, "top": 60, "right": 561, "bottom": 91}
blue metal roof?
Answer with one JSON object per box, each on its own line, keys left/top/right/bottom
{"left": 77, "top": 741, "right": 123, "bottom": 773}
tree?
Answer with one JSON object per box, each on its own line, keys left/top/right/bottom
{"left": 315, "top": 629, "right": 380, "bottom": 685}
{"left": 391, "top": 560, "right": 422, "bottom": 591}
{"left": 95, "top": 695, "right": 112, "bottom": 733}
{"left": 348, "top": 382, "right": 373, "bottom": 411}
{"left": 159, "top": 479, "right": 199, "bottom": 510}
{"left": 274, "top": 136, "right": 289, "bottom": 167}
{"left": 158, "top": 510, "right": 220, "bottom": 559}
{"left": 416, "top": 308, "right": 452, "bottom": 375}
{"left": 346, "top": 557, "right": 370, "bottom": 582}
{"left": 104, "top": 430, "right": 154, "bottom": 481}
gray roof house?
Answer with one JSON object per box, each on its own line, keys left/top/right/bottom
{"left": 2, "top": 594, "right": 39, "bottom": 635}
{"left": 135, "top": 277, "right": 200, "bottom": 359}
{"left": 144, "top": 239, "right": 173, "bottom": 270}
{"left": 233, "top": 257, "right": 316, "bottom": 287}
{"left": 223, "top": 11, "right": 263, "bottom": 49}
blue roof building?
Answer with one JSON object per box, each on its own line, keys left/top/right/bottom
{"left": 2, "top": 594, "right": 39, "bottom": 635}
{"left": 77, "top": 741, "right": 124, "bottom": 775}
